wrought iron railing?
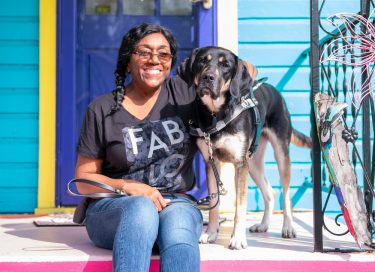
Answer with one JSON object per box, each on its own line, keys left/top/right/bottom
{"left": 310, "top": 0, "right": 375, "bottom": 252}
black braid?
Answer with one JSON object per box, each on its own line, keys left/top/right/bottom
{"left": 107, "top": 72, "right": 126, "bottom": 116}
{"left": 106, "top": 23, "right": 178, "bottom": 116}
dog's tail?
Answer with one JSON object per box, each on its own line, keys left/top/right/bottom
{"left": 291, "top": 128, "right": 312, "bottom": 148}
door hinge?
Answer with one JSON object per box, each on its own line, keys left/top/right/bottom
{"left": 190, "top": 0, "right": 212, "bottom": 9}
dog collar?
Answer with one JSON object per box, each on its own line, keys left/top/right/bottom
{"left": 189, "top": 96, "right": 258, "bottom": 136}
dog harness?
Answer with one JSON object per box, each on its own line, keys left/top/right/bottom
{"left": 185, "top": 78, "right": 267, "bottom": 206}
{"left": 189, "top": 77, "right": 267, "bottom": 158}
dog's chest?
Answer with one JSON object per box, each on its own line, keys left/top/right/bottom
{"left": 201, "top": 132, "right": 248, "bottom": 163}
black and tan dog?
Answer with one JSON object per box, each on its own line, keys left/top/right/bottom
{"left": 177, "top": 46, "right": 311, "bottom": 250}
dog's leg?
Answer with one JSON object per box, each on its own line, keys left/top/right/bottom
{"left": 229, "top": 164, "right": 249, "bottom": 249}
{"left": 248, "top": 136, "right": 276, "bottom": 233}
{"left": 196, "top": 139, "right": 220, "bottom": 244}
{"left": 265, "top": 129, "right": 296, "bottom": 238}
{"left": 199, "top": 160, "right": 221, "bottom": 243}
{"left": 273, "top": 141, "right": 296, "bottom": 238}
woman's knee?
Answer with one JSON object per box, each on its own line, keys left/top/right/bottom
{"left": 119, "top": 196, "right": 159, "bottom": 229}
{"left": 157, "top": 204, "right": 202, "bottom": 249}
{"left": 160, "top": 243, "right": 200, "bottom": 272}
{"left": 85, "top": 196, "right": 159, "bottom": 249}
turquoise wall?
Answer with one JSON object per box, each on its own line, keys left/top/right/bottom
{"left": 238, "top": 0, "right": 361, "bottom": 211}
{"left": 0, "top": 0, "right": 366, "bottom": 213}
{"left": 0, "top": 0, "right": 39, "bottom": 212}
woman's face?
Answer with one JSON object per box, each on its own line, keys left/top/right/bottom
{"left": 128, "top": 33, "right": 172, "bottom": 91}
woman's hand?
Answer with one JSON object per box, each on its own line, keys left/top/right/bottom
{"left": 75, "top": 155, "right": 170, "bottom": 211}
{"left": 122, "top": 181, "right": 170, "bottom": 212}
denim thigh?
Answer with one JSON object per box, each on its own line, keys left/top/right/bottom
{"left": 85, "top": 196, "right": 159, "bottom": 250}
{"left": 157, "top": 196, "right": 203, "bottom": 271}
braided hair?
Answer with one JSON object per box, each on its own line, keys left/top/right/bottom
{"left": 107, "top": 23, "right": 178, "bottom": 116}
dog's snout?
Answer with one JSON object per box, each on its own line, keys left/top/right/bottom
{"left": 200, "top": 89, "right": 211, "bottom": 96}
{"left": 199, "top": 88, "right": 211, "bottom": 97}
{"left": 203, "top": 73, "right": 215, "bottom": 82}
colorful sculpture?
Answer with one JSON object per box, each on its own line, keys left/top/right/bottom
{"left": 314, "top": 93, "right": 371, "bottom": 248}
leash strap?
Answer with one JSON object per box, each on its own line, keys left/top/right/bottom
{"left": 194, "top": 156, "right": 225, "bottom": 209}
{"left": 208, "top": 157, "right": 227, "bottom": 196}
{"left": 67, "top": 178, "right": 220, "bottom": 211}
{"left": 67, "top": 178, "right": 128, "bottom": 198}
{"left": 193, "top": 134, "right": 226, "bottom": 210}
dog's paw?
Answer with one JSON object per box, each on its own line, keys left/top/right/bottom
{"left": 199, "top": 230, "right": 218, "bottom": 244}
{"left": 281, "top": 225, "right": 296, "bottom": 238}
{"left": 228, "top": 234, "right": 248, "bottom": 250}
{"left": 249, "top": 223, "right": 269, "bottom": 233}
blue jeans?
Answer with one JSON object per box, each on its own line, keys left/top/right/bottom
{"left": 85, "top": 195, "right": 203, "bottom": 272}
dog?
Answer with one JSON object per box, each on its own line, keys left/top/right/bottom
{"left": 177, "top": 46, "right": 312, "bottom": 250}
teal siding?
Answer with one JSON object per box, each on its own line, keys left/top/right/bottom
{"left": 0, "top": 1, "right": 39, "bottom": 213}
{"left": 238, "top": 0, "right": 360, "bottom": 211}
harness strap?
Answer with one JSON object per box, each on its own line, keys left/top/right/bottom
{"left": 252, "top": 77, "right": 268, "bottom": 94}
{"left": 247, "top": 77, "right": 267, "bottom": 156}
{"left": 249, "top": 104, "right": 261, "bottom": 156}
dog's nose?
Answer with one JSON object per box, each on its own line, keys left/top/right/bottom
{"left": 202, "top": 73, "right": 215, "bottom": 82}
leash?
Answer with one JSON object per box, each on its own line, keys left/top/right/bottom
{"left": 67, "top": 177, "right": 222, "bottom": 211}
{"left": 197, "top": 133, "right": 228, "bottom": 204}
{"left": 67, "top": 178, "right": 128, "bottom": 198}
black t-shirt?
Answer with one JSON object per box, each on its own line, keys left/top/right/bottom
{"left": 77, "top": 75, "right": 198, "bottom": 193}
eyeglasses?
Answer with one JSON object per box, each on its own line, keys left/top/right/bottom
{"left": 133, "top": 50, "right": 173, "bottom": 63}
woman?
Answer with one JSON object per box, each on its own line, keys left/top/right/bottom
{"left": 75, "top": 23, "right": 202, "bottom": 272}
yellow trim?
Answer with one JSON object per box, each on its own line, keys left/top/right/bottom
{"left": 37, "top": 0, "right": 56, "bottom": 211}
{"left": 35, "top": 207, "right": 76, "bottom": 215}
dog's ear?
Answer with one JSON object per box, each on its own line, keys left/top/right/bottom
{"left": 176, "top": 48, "right": 199, "bottom": 86}
{"left": 229, "top": 60, "right": 253, "bottom": 99}
{"left": 244, "top": 61, "right": 258, "bottom": 80}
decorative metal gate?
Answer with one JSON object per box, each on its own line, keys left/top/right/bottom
{"left": 310, "top": 0, "right": 375, "bottom": 252}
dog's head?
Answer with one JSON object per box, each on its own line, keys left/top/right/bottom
{"left": 177, "top": 46, "right": 254, "bottom": 113}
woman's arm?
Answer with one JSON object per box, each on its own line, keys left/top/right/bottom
{"left": 75, "top": 154, "right": 169, "bottom": 211}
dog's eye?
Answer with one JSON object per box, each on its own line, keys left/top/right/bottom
{"left": 198, "top": 57, "right": 207, "bottom": 64}
{"left": 220, "top": 61, "right": 230, "bottom": 68}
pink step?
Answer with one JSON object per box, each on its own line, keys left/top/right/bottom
{"left": 1, "top": 260, "right": 375, "bottom": 272}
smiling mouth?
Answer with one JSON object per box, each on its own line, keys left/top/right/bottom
{"left": 144, "top": 68, "right": 162, "bottom": 75}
